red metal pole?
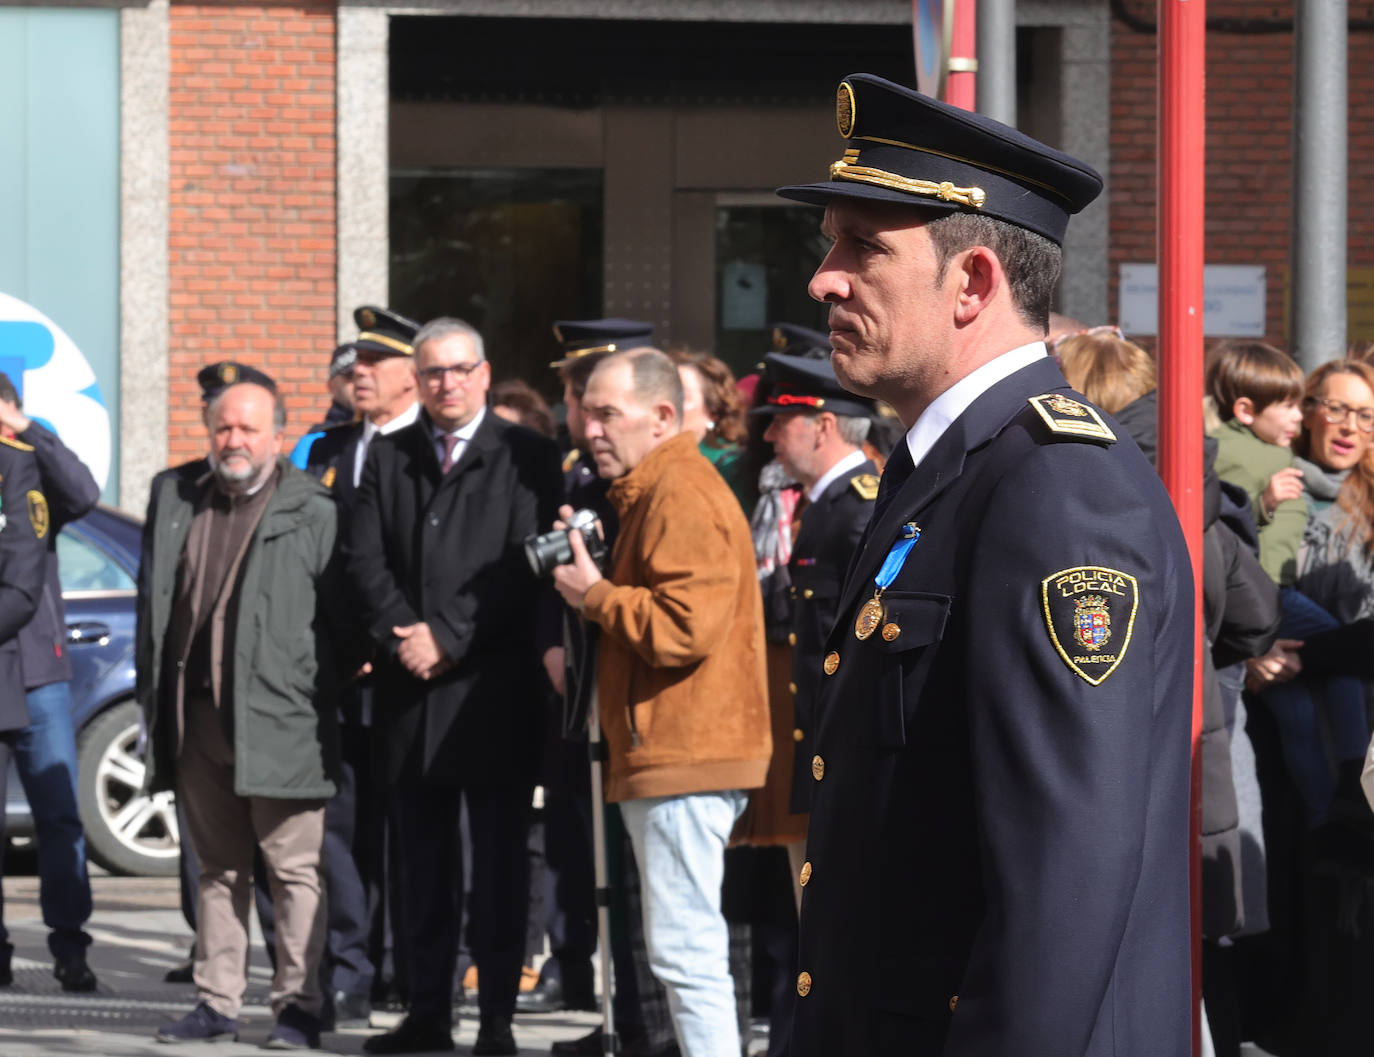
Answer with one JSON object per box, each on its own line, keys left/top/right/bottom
{"left": 946, "top": 0, "right": 977, "bottom": 110}
{"left": 1156, "top": 1, "right": 1206, "bottom": 1055}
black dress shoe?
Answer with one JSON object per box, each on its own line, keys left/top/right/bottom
{"left": 164, "top": 960, "right": 194, "bottom": 984}
{"left": 361, "top": 1015, "right": 453, "bottom": 1055}
{"left": 516, "top": 975, "right": 563, "bottom": 1013}
{"left": 471, "top": 1018, "right": 517, "bottom": 1056}
{"left": 54, "top": 953, "right": 97, "bottom": 992}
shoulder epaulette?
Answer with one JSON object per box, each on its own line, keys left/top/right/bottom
{"left": 0, "top": 435, "right": 34, "bottom": 452}
{"left": 849, "top": 472, "right": 880, "bottom": 500}
{"left": 562, "top": 448, "right": 582, "bottom": 473}
{"left": 1027, "top": 393, "right": 1116, "bottom": 444}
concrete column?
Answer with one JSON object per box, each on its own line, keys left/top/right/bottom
{"left": 1291, "top": 0, "right": 1347, "bottom": 370}
{"left": 118, "top": 0, "right": 170, "bottom": 515}
{"left": 337, "top": 6, "right": 391, "bottom": 340}
{"left": 1056, "top": 18, "right": 1111, "bottom": 326}
{"left": 977, "top": 0, "right": 1017, "bottom": 126}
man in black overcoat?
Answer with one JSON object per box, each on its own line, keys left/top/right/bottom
{"left": 777, "top": 75, "right": 1195, "bottom": 1056}
{"left": 349, "top": 317, "right": 562, "bottom": 1057}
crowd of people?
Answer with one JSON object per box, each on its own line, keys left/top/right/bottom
{"left": 4, "top": 69, "right": 1374, "bottom": 1057}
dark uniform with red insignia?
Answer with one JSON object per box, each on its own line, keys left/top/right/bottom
{"left": 777, "top": 76, "right": 1195, "bottom": 1057}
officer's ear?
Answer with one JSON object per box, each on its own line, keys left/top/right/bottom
{"left": 951, "top": 245, "right": 1004, "bottom": 326}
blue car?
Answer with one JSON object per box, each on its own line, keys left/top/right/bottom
{"left": 4, "top": 504, "right": 179, "bottom": 876}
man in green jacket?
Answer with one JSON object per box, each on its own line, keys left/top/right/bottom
{"left": 137, "top": 380, "right": 340, "bottom": 1049}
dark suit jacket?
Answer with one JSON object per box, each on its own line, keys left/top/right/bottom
{"left": 347, "top": 410, "right": 563, "bottom": 787}
{"left": 0, "top": 437, "right": 47, "bottom": 731}
{"left": 793, "top": 357, "right": 1194, "bottom": 1057}
{"left": 787, "top": 457, "right": 876, "bottom": 813}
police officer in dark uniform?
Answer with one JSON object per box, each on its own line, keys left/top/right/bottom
{"left": 742, "top": 351, "right": 877, "bottom": 1057}
{"left": 302, "top": 305, "right": 421, "bottom": 1026}
{"left": 777, "top": 75, "right": 1194, "bottom": 1056}
{"left": 0, "top": 374, "right": 101, "bottom": 992}
{"left": 0, "top": 432, "right": 51, "bottom": 984}
{"left": 752, "top": 353, "right": 878, "bottom": 823}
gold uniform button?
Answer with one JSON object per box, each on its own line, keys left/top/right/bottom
{"left": 800, "top": 860, "right": 812, "bottom": 886}
{"left": 881, "top": 622, "right": 901, "bottom": 641}
{"left": 949, "top": 995, "right": 958, "bottom": 1012}
{"left": 792, "top": 727, "right": 804, "bottom": 742}
{"left": 803, "top": 588, "right": 815, "bottom": 599}
{"left": 823, "top": 651, "right": 839, "bottom": 675}
{"left": 788, "top": 632, "right": 797, "bottom": 646}
{"left": 811, "top": 755, "right": 825, "bottom": 781}
{"left": 788, "top": 681, "right": 798, "bottom": 695}
{"left": 797, "top": 971, "right": 812, "bottom": 997}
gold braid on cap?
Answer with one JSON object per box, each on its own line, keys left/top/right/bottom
{"left": 829, "top": 149, "right": 986, "bottom": 208}
{"left": 358, "top": 331, "right": 413, "bottom": 355}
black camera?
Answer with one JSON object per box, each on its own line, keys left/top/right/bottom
{"left": 525, "top": 508, "right": 607, "bottom": 577}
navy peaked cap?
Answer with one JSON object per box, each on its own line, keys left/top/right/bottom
{"left": 329, "top": 342, "right": 358, "bottom": 378}
{"left": 777, "top": 74, "right": 1103, "bottom": 245}
{"left": 197, "top": 361, "right": 277, "bottom": 403}
{"left": 551, "top": 318, "right": 654, "bottom": 367}
{"left": 771, "top": 323, "right": 831, "bottom": 358}
{"left": 353, "top": 305, "right": 421, "bottom": 358}
{"left": 751, "top": 352, "right": 875, "bottom": 419}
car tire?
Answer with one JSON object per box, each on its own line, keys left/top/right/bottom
{"left": 77, "top": 699, "right": 179, "bottom": 877}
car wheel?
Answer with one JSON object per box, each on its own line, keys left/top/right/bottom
{"left": 77, "top": 699, "right": 179, "bottom": 876}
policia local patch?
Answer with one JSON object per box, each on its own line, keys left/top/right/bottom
{"left": 1041, "top": 566, "right": 1140, "bottom": 685}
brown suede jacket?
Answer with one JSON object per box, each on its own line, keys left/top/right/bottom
{"left": 583, "top": 431, "right": 771, "bottom": 803}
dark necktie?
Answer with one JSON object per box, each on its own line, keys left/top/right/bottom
{"left": 440, "top": 434, "right": 459, "bottom": 473}
{"left": 873, "top": 438, "right": 914, "bottom": 519}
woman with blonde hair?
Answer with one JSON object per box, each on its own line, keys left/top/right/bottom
{"left": 1054, "top": 327, "right": 1157, "bottom": 414}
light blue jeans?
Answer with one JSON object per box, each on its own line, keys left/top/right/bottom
{"left": 618, "top": 790, "right": 747, "bottom": 1057}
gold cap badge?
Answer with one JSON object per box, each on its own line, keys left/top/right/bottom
{"left": 836, "top": 81, "right": 857, "bottom": 138}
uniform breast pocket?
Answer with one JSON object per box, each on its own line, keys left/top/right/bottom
{"left": 869, "top": 592, "right": 952, "bottom": 747}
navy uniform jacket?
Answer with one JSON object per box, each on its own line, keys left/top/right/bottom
{"left": 304, "top": 420, "right": 373, "bottom": 722}
{"left": 792, "top": 356, "right": 1193, "bottom": 1057}
{"left": 0, "top": 437, "right": 47, "bottom": 731}
{"left": 12, "top": 421, "right": 100, "bottom": 690}
{"left": 787, "top": 458, "right": 876, "bottom": 813}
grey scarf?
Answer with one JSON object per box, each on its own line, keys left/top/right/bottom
{"left": 1295, "top": 455, "right": 1349, "bottom": 510}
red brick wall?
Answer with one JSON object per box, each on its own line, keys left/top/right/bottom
{"left": 168, "top": 1, "right": 337, "bottom": 465}
{"left": 1109, "top": 0, "right": 1374, "bottom": 349}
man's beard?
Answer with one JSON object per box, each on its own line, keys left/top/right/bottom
{"left": 214, "top": 447, "right": 268, "bottom": 492}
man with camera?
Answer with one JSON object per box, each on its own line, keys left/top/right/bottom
{"left": 551, "top": 347, "right": 771, "bottom": 1057}
{"left": 348, "top": 317, "right": 562, "bottom": 1056}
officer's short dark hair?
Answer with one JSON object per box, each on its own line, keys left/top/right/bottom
{"left": 925, "top": 211, "right": 1062, "bottom": 332}
{"left": 0, "top": 371, "right": 18, "bottom": 409}
{"left": 559, "top": 349, "right": 612, "bottom": 400}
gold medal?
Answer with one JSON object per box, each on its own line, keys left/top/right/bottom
{"left": 855, "top": 590, "right": 885, "bottom": 640}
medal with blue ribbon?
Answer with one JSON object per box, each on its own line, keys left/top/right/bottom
{"left": 855, "top": 522, "right": 921, "bottom": 640}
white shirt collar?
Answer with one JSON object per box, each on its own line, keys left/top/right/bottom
{"left": 362, "top": 401, "right": 420, "bottom": 443}
{"left": 807, "top": 448, "right": 868, "bottom": 503}
{"left": 432, "top": 404, "right": 486, "bottom": 443}
{"left": 905, "top": 342, "right": 1047, "bottom": 470}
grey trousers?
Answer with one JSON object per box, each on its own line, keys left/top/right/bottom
{"left": 178, "top": 695, "right": 326, "bottom": 1018}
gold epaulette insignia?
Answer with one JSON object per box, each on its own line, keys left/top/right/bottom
{"left": 850, "top": 473, "right": 880, "bottom": 501}
{"left": 0, "top": 436, "right": 34, "bottom": 452}
{"left": 1027, "top": 394, "right": 1116, "bottom": 444}
{"left": 27, "top": 490, "right": 49, "bottom": 538}
{"left": 562, "top": 448, "right": 582, "bottom": 473}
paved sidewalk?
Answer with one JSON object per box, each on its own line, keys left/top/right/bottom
{"left": 0, "top": 870, "right": 600, "bottom": 1056}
